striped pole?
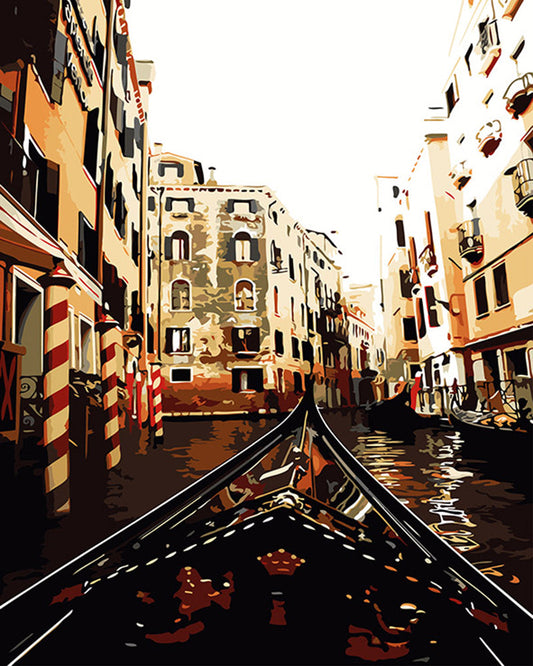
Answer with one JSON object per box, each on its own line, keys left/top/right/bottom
{"left": 150, "top": 361, "right": 164, "bottom": 445}
{"left": 96, "top": 315, "right": 121, "bottom": 470}
{"left": 39, "top": 264, "right": 76, "bottom": 516}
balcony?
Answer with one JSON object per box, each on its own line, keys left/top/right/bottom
{"left": 476, "top": 20, "right": 501, "bottom": 76}
{"left": 0, "top": 123, "right": 37, "bottom": 215}
{"left": 419, "top": 244, "right": 438, "bottom": 277}
{"left": 449, "top": 162, "right": 472, "bottom": 190}
{"left": 476, "top": 120, "right": 502, "bottom": 157}
{"left": 458, "top": 218, "right": 484, "bottom": 263}
{"left": 503, "top": 73, "right": 533, "bottom": 118}
{"left": 511, "top": 159, "right": 533, "bottom": 217}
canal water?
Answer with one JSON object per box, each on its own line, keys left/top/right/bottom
{"left": 321, "top": 410, "right": 532, "bottom": 611}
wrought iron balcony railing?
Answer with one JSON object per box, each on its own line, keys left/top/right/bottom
{"left": 511, "top": 158, "right": 533, "bottom": 217}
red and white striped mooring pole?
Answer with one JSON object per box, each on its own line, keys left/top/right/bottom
{"left": 39, "top": 264, "right": 76, "bottom": 516}
{"left": 96, "top": 315, "right": 122, "bottom": 470}
{"left": 150, "top": 361, "right": 164, "bottom": 445}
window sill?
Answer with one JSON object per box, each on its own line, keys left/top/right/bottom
{"left": 476, "top": 312, "right": 490, "bottom": 319}
{"left": 494, "top": 302, "right": 511, "bottom": 312}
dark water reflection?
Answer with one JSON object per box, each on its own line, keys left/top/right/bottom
{"left": 322, "top": 411, "right": 533, "bottom": 611}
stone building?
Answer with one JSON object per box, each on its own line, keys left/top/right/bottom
{"left": 147, "top": 150, "right": 353, "bottom": 415}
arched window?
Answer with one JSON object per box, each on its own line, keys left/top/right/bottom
{"left": 165, "top": 230, "right": 190, "bottom": 260}
{"left": 234, "top": 231, "right": 252, "bottom": 262}
{"left": 290, "top": 297, "right": 295, "bottom": 322}
{"left": 235, "top": 279, "right": 255, "bottom": 311}
{"left": 270, "top": 241, "right": 282, "bottom": 269}
{"left": 171, "top": 279, "right": 191, "bottom": 310}
{"left": 274, "top": 286, "right": 279, "bottom": 315}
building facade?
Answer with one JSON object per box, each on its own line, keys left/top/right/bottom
{"left": 0, "top": 0, "right": 153, "bottom": 516}
{"left": 147, "top": 151, "right": 353, "bottom": 415}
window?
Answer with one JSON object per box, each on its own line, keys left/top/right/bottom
{"left": 84, "top": 108, "right": 100, "bottom": 181}
{"left": 293, "top": 372, "right": 303, "bottom": 394}
{"left": 299, "top": 264, "right": 303, "bottom": 286}
{"left": 29, "top": 143, "right": 60, "bottom": 238}
{"left": 170, "top": 367, "right": 192, "bottom": 383}
{"left": 399, "top": 268, "right": 412, "bottom": 298}
{"left": 291, "top": 337, "right": 300, "bottom": 359}
{"left": 235, "top": 279, "right": 255, "bottom": 311}
{"left": 158, "top": 161, "right": 184, "bottom": 178}
{"left": 289, "top": 255, "right": 295, "bottom": 280}
{"left": 274, "top": 330, "right": 284, "bottom": 355}
{"left": 232, "top": 368, "right": 263, "bottom": 392}
{"left": 171, "top": 279, "right": 191, "bottom": 311}
{"left": 274, "top": 286, "right": 279, "bottom": 315}
{"left": 80, "top": 318, "right": 95, "bottom": 373}
{"left": 395, "top": 218, "right": 406, "bottom": 247}
{"left": 131, "top": 225, "right": 139, "bottom": 267}
{"left": 290, "top": 297, "right": 295, "bottom": 322}
{"left": 446, "top": 80, "right": 458, "bottom": 116}
{"left": 114, "top": 182, "right": 127, "bottom": 237}
{"left": 165, "top": 231, "right": 190, "bottom": 260}
{"left": 425, "top": 286, "right": 440, "bottom": 327}
{"left": 464, "top": 44, "right": 473, "bottom": 74}
{"left": 402, "top": 317, "right": 417, "bottom": 342}
{"left": 270, "top": 242, "right": 282, "bottom": 269}
{"left": 506, "top": 348, "right": 528, "bottom": 377}
{"left": 227, "top": 199, "right": 258, "bottom": 214}
{"left": 493, "top": 263, "right": 509, "bottom": 307}
{"left": 416, "top": 298, "right": 427, "bottom": 338}
{"left": 474, "top": 275, "right": 489, "bottom": 316}
{"left": 78, "top": 213, "right": 98, "bottom": 277}
{"left": 301, "top": 304, "right": 305, "bottom": 327}
{"left": 165, "top": 327, "right": 191, "bottom": 353}
{"left": 232, "top": 327, "right": 260, "bottom": 354}
{"left": 165, "top": 197, "right": 195, "bottom": 214}
{"left": 235, "top": 231, "right": 251, "bottom": 262}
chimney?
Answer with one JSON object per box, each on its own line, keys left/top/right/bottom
{"left": 207, "top": 166, "right": 217, "bottom": 186}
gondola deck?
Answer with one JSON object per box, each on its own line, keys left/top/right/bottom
{"left": 1, "top": 394, "right": 532, "bottom": 665}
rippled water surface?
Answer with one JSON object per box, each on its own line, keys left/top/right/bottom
{"left": 322, "top": 411, "right": 533, "bottom": 610}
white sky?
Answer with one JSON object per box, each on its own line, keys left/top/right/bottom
{"left": 127, "top": 0, "right": 462, "bottom": 284}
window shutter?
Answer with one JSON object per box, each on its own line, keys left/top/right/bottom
{"left": 50, "top": 32, "right": 67, "bottom": 105}
{"left": 121, "top": 127, "right": 135, "bottom": 158}
{"left": 226, "top": 237, "right": 236, "bottom": 261}
{"left": 250, "top": 238, "right": 260, "bottom": 261}
{"left": 231, "top": 369, "right": 240, "bottom": 393}
{"left": 148, "top": 196, "right": 156, "bottom": 211}
{"left": 164, "top": 236, "right": 173, "bottom": 260}
{"left": 226, "top": 199, "right": 235, "bottom": 213}
{"left": 249, "top": 199, "right": 258, "bottom": 213}
{"left": 115, "top": 33, "right": 128, "bottom": 66}
{"left": 165, "top": 328, "right": 174, "bottom": 353}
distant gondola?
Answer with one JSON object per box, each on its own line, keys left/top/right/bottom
{"left": 448, "top": 401, "right": 533, "bottom": 447}
{"left": 1, "top": 392, "right": 531, "bottom": 665}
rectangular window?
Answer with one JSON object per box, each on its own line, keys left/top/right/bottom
{"left": 83, "top": 108, "right": 100, "bottom": 181}
{"left": 232, "top": 327, "right": 260, "bottom": 354}
{"left": 399, "top": 269, "right": 412, "bottom": 298}
{"left": 78, "top": 212, "right": 98, "bottom": 278}
{"left": 293, "top": 372, "right": 303, "bottom": 394}
{"left": 506, "top": 348, "right": 528, "bottom": 377}
{"left": 446, "top": 80, "right": 458, "bottom": 116}
{"left": 425, "top": 286, "right": 440, "bottom": 327}
{"left": 416, "top": 298, "right": 427, "bottom": 339}
{"left": 274, "top": 330, "right": 284, "bottom": 355}
{"left": 289, "top": 255, "right": 295, "bottom": 280}
{"left": 158, "top": 161, "right": 184, "bottom": 178}
{"left": 165, "top": 327, "right": 191, "bottom": 353}
{"left": 402, "top": 317, "right": 417, "bottom": 342}
{"left": 474, "top": 275, "right": 489, "bottom": 316}
{"left": 231, "top": 368, "right": 263, "bottom": 392}
{"left": 395, "top": 218, "right": 406, "bottom": 247}
{"left": 493, "top": 263, "right": 510, "bottom": 307}
{"left": 131, "top": 225, "right": 139, "bottom": 266}
{"left": 170, "top": 367, "right": 192, "bottom": 383}
{"left": 291, "top": 337, "right": 300, "bottom": 359}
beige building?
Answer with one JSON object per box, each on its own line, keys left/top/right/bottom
{"left": 147, "top": 150, "right": 353, "bottom": 415}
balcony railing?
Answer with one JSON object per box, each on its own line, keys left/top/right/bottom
{"left": 419, "top": 244, "right": 438, "bottom": 276}
{"left": 0, "top": 123, "right": 37, "bottom": 215}
{"left": 458, "top": 218, "right": 484, "bottom": 263}
{"left": 503, "top": 72, "right": 533, "bottom": 118}
{"left": 476, "top": 19, "right": 501, "bottom": 75}
{"left": 511, "top": 158, "right": 533, "bottom": 217}
{"left": 475, "top": 120, "right": 502, "bottom": 157}
{"left": 449, "top": 162, "right": 472, "bottom": 190}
